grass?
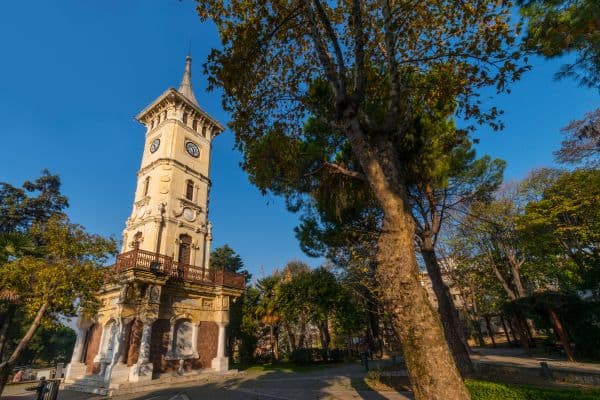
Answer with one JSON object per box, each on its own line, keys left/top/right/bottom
{"left": 466, "top": 380, "right": 600, "bottom": 400}
{"left": 236, "top": 361, "right": 330, "bottom": 373}
{"left": 365, "top": 368, "right": 600, "bottom": 398}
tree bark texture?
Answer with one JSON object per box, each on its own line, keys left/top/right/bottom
{"left": 345, "top": 123, "right": 470, "bottom": 400}
{"left": 0, "top": 301, "right": 48, "bottom": 396}
{"left": 0, "top": 304, "right": 16, "bottom": 360}
{"left": 548, "top": 308, "right": 575, "bottom": 362}
{"left": 421, "top": 246, "right": 473, "bottom": 375}
{"left": 511, "top": 314, "right": 531, "bottom": 353}
{"left": 499, "top": 315, "right": 513, "bottom": 347}
{"left": 483, "top": 316, "right": 496, "bottom": 348}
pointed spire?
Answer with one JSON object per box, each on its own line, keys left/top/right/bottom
{"left": 178, "top": 55, "right": 199, "bottom": 106}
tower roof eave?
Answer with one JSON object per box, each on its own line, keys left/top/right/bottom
{"left": 135, "top": 88, "right": 225, "bottom": 134}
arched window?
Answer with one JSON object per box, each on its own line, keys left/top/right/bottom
{"left": 173, "top": 319, "right": 194, "bottom": 357}
{"left": 182, "top": 113, "right": 188, "bottom": 124}
{"left": 100, "top": 320, "right": 118, "bottom": 360}
{"left": 185, "top": 180, "right": 194, "bottom": 201}
{"left": 163, "top": 110, "right": 167, "bottom": 121}
{"left": 192, "top": 120, "right": 197, "bottom": 131}
{"left": 178, "top": 234, "right": 192, "bottom": 266}
{"left": 201, "top": 126, "right": 207, "bottom": 138}
{"left": 143, "top": 176, "right": 150, "bottom": 196}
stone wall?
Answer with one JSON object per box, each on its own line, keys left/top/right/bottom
{"left": 147, "top": 319, "right": 219, "bottom": 374}
{"left": 196, "top": 321, "right": 218, "bottom": 369}
{"left": 127, "top": 319, "right": 143, "bottom": 366}
{"left": 150, "top": 319, "right": 171, "bottom": 374}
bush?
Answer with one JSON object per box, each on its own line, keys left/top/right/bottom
{"left": 466, "top": 380, "right": 600, "bottom": 400}
{"left": 328, "top": 348, "right": 345, "bottom": 363}
{"left": 290, "top": 348, "right": 313, "bottom": 364}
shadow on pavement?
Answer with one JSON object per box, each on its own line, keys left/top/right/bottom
{"left": 56, "top": 361, "right": 415, "bottom": 400}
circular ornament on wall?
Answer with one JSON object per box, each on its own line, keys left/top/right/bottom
{"left": 183, "top": 207, "right": 195, "bottom": 222}
{"left": 150, "top": 138, "right": 160, "bottom": 153}
{"left": 185, "top": 141, "right": 200, "bottom": 158}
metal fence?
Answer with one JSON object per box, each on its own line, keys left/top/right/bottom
{"left": 26, "top": 379, "right": 60, "bottom": 400}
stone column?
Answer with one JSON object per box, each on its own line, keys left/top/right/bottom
{"left": 64, "top": 318, "right": 92, "bottom": 382}
{"left": 129, "top": 319, "right": 155, "bottom": 383}
{"left": 106, "top": 318, "right": 132, "bottom": 384}
{"left": 217, "top": 323, "right": 226, "bottom": 358}
{"left": 211, "top": 314, "right": 229, "bottom": 372}
{"left": 191, "top": 323, "right": 199, "bottom": 358}
{"left": 71, "top": 327, "right": 87, "bottom": 363}
{"left": 203, "top": 222, "right": 212, "bottom": 271}
{"left": 165, "top": 320, "right": 176, "bottom": 359}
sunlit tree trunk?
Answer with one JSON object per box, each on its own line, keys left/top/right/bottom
{"left": 345, "top": 123, "right": 470, "bottom": 399}
{"left": 548, "top": 308, "right": 575, "bottom": 362}
{"left": 0, "top": 301, "right": 48, "bottom": 396}
{"left": 421, "top": 243, "right": 473, "bottom": 375}
{"left": 483, "top": 315, "right": 496, "bottom": 348}
{"left": 0, "top": 304, "right": 16, "bottom": 360}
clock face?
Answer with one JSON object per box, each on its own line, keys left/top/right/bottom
{"left": 183, "top": 207, "right": 195, "bottom": 222}
{"left": 150, "top": 138, "right": 160, "bottom": 153}
{"left": 185, "top": 141, "right": 200, "bottom": 158}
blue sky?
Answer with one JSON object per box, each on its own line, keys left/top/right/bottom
{"left": 0, "top": 1, "right": 597, "bottom": 280}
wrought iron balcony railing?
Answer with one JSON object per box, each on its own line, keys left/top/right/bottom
{"left": 110, "top": 249, "right": 245, "bottom": 290}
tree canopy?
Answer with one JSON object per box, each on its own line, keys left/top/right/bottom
{"left": 197, "top": 0, "right": 526, "bottom": 396}
{"left": 519, "top": 0, "right": 600, "bottom": 90}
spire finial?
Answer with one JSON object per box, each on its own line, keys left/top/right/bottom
{"left": 178, "top": 53, "right": 198, "bottom": 106}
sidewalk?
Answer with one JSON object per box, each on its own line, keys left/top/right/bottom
{"left": 471, "top": 346, "right": 600, "bottom": 374}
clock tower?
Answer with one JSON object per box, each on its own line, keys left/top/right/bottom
{"left": 122, "top": 54, "right": 223, "bottom": 271}
{"left": 64, "top": 56, "right": 244, "bottom": 395}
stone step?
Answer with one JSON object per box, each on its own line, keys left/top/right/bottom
{"left": 62, "top": 382, "right": 112, "bottom": 396}
{"left": 112, "top": 370, "right": 241, "bottom": 396}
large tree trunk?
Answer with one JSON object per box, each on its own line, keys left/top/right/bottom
{"left": 377, "top": 220, "right": 470, "bottom": 399}
{"left": 283, "top": 322, "right": 297, "bottom": 353}
{"left": 0, "top": 301, "right": 48, "bottom": 396}
{"left": 346, "top": 124, "right": 470, "bottom": 400}
{"left": 511, "top": 314, "right": 531, "bottom": 353}
{"left": 273, "top": 325, "right": 280, "bottom": 362}
{"left": 298, "top": 317, "right": 306, "bottom": 349}
{"left": 499, "top": 315, "right": 513, "bottom": 347}
{"left": 0, "top": 304, "right": 16, "bottom": 359}
{"left": 421, "top": 246, "right": 473, "bottom": 375}
{"left": 483, "top": 315, "right": 496, "bottom": 348}
{"left": 548, "top": 308, "right": 575, "bottom": 362}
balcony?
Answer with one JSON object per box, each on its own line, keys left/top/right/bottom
{"left": 109, "top": 249, "right": 245, "bottom": 290}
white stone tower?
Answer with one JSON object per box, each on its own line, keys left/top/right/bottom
{"left": 122, "top": 55, "right": 224, "bottom": 271}
{"left": 64, "top": 56, "right": 244, "bottom": 395}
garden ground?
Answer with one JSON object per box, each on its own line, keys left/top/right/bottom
{"left": 2, "top": 353, "right": 599, "bottom": 400}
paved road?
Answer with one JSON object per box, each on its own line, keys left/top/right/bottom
{"left": 3, "top": 362, "right": 412, "bottom": 400}
{"left": 115, "top": 362, "right": 412, "bottom": 400}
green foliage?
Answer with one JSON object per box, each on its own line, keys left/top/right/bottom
{"left": 230, "top": 287, "right": 261, "bottom": 364}
{"left": 1, "top": 215, "right": 116, "bottom": 322}
{"left": 0, "top": 172, "right": 115, "bottom": 395}
{"left": 519, "top": 169, "right": 600, "bottom": 295}
{"left": 0, "top": 233, "right": 35, "bottom": 265}
{"left": 466, "top": 380, "right": 600, "bottom": 400}
{"left": 210, "top": 244, "right": 252, "bottom": 281}
{"left": 519, "top": 0, "right": 600, "bottom": 90}
{"left": 8, "top": 323, "right": 76, "bottom": 366}
{"left": 0, "top": 170, "right": 68, "bottom": 233}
